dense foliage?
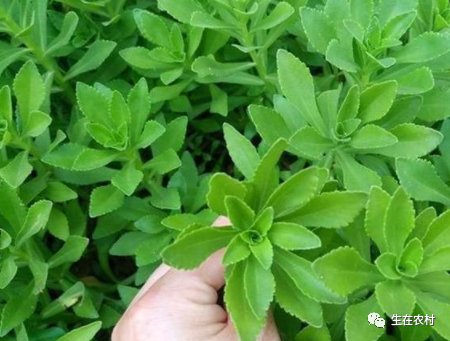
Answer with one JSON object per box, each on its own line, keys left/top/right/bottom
{"left": 2, "top": 0, "right": 450, "bottom": 340}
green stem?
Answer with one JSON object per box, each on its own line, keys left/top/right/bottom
{"left": 241, "top": 30, "right": 277, "bottom": 98}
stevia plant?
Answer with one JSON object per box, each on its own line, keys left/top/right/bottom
{"left": 314, "top": 186, "right": 450, "bottom": 341}
{"left": 250, "top": 49, "right": 443, "bottom": 192}
{"left": 0, "top": 60, "right": 106, "bottom": 340}
{"left": 298, "top": 0, "right": 450, "bottom": 89}
{"left": 0, "top": 0, "right": 119, "bottom": 102}
{"left": 42, "top": 76, "right": 187, "bottom": 218}
{"left": 121, "top": 0, "right": 299, "bottom": 117}
{"left": 162, "top": 136, "right": 368, "bottom": 341}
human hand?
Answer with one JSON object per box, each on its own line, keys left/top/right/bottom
{"left": 112, "top": 217, "right": 280, "bottom": 341}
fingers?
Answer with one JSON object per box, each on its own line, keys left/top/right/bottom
{"left": 129, "top": 216, "right": 230, "bottom": 305}
{"left": 128, "top": 264, "right": 171, "bottom": 307}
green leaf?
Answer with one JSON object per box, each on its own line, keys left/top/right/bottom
{"left": 252, "top": 139, "right": 288, "bottom": 209}
{"left": 112, "top": 163, "right": 143, "bottom": 196}
{"left": 373, "top": 124, "right": 442, "bottom": 158}
{"left": 144, "top": 149, "right": 181, "bottom": 175}
{"left": 313, "top": 247, "right": 382, "bottom": 296}
{"left": 65, "top": 40, "right": 116, "bottom": 80}
{"left": 55, "top": 321, "right": 102, "bottom": 341}
{"left": 375, "top": 253, "right": 401, "bottom": 280}
{"left": 120, "top": 47, "right": 161, "bottom": 69}
{"left": 384, "top": 187, "right": 415, "bottom": 255}
{"left": 296, "top": 326, "right": 331, "bottom": 341}
{"left": 250, "top": 237, "right": 273, "bottom": 269}
{"left": 223, "top": 123, "right": 260, "bottom": 180}
{"left": 16, "top": 200, "right": 53, "bottom": 246}
{"left": 128, "top": 78, "right": 151, "bottom": 143}
{"left": 300, "top": 8, "right": 336, "bottom": 54}
{"left": 0, "top": 258, "right": 17, "bottom": 289}
{"left": 13, "top": 61, "right": 45, "bottom": 119}
{"left": 223, "top": 236, "right": 251, "bottom": 265}
{"left": 249, "top": 105, "right": 291, "bottom": 145}
{"left": 158, "top": 0, "right": 205, "bottom": 23}
{"left": 76, "top": 83, "right": 110, "bottom": 127}
{"left": 0, "top": 86, "right": 12, "bottom": 124}
{"left": 21, "top": 110, "right": 52, "bottom": 137}
{"left": 396, "top": 158, "right": 450, "bottom": 205}
{"left": 110, "top": 232, "right": 149, "bottom": 256}
{"left": 399, "top": 238, "right": 423, "bottom": 269}
{"left": 383, "top": 11, "right": 416, "bottom": 40}
{"left": 350, "top": 124, "right": 397, "bottom": 149}
{"left": 44, "top": 181, "right": 78, "bottom": 203}
{"left": 265, "top": 167, "right": 322, "bottom": 217}
{"left": 0, "top": 229, "right": 11, "bottom": 249}
{"left": 192, "top": 56, "right": 255, "bottom": 77}
{"left": 47, "top": 208, "right": 70, "bottom": 241}
{"left": 244, "top": 256, "right": 275, "bottom": 319}
{"left": 377, "top": 0, "right": 418, "bottom": 26}
{"left": 0, "top": 287, "right": 37, "bottom": 337}
{"left": 422, "top": 210, "right": 450, "bottom": 254}
{"left": 275, "top": 248, "right": 345, "bottom": 304}
{"left": 0, "top": 181, "right": 26, "bottom": 231}
{"left": 392, "top": 67, "right": 434, "bottom": 95}
{"left": 225, "top": 262, "right": 265, "bottom": 341}
{"left": 209, "top": 84, "right": 228, "bottom": 116}
{"left": 392, "top": 32, "right": 450, "bottom": 63}
{"left": 46, "top": 12, "right": 79, "bottom": 56}
{"left": 345, "top": 295, "right": 384, "bottom": 341}
{"left": 420, "top": 246, "right": 450, "bottom": 273}
{"left": 253, "top": 208, "right": 274, "bottom": 236}
{"left": 358, "top": 81, "right": 397, "bottom": 123}
{"left": 252, "top": 2, "right": 294, "bottom": 31}
{"left": 336, "top": 151, "right": 382, "bottom": 192}
{"left": 274, "top": 95, "right": 307, "bottom": 133}
{"left": 134, "top": 10, "right": 173, "bottom": 50}
{"left": 152, "top": 116, "right": 187, "bottom": 155}
{"left": 207, "top": 173, "right": 246, "bottom": 216}
{"left": 162, "top": 227, "right": 237, "bottom": 269}
{"left": 277, "top": 50, "right": 326, "bottom": 135}
{"left": 135, "top": 120, "right": 165, "bottom": 149}
{"left": 29, "top": 259, "right": 49, "bottom": 294}
{"left": 417, "top": 87, "right": 450, "bottom": 122}
{"left": 225, "top": 196, "right": 255, "bottom": 230}
{"left": 149, "top": 182, "right": 181, "bottom": 210}
{"left": 283, "top": 192, "right": 367, "bottom": 228}
{"left": 289, "top": 127, "right": 334, "bottom": 160}
{"left": 411, "top": 206, "right": 436, "bottom": 241}
{"left": 273, "top": 264, "right": 323, "bottom": 327}
{"left": 350, "top": 0, "right": 373, "bottom": 28}
{"left": 417, "top": 292, "right": 450, "bottom": 340}
{"left": 48, "top": 236, "right": 89, "bottom": 268}
{"left": 136, "top": 233, "right": 172, "bottom": 266}
{"left": 89, "top": 185, "right": 124, "bottom": 218}
{"left": 109, "top": 91, "right": 130, "bottom": 129}
{"left": 0, "top": 152, "right": 32, "bottom": 188}
{"left": 269, "top": 223, "right": 321, "bottom": 250}
{"left": 326, "top": 39, "right": 359, "bottom": 73}
{"left": 190, "top": 12, "right": 235, "bottom": 29}
{"left": 376, "top": 280, "right": 416, "bottom": 317}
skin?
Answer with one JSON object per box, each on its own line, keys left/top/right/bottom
{"left": 112, "top": 217, "right": 280, "bottom": 341}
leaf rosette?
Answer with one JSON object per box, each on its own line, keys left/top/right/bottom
{"left": 162, "top": 137, "right": 367, "bottom": 341}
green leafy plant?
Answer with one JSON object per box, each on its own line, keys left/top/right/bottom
{"left": 251, "top": 50, "right": 443, "bottom": 192}
{"left": 162, "top": 136, "right": 367, "bottom": 341}
{"left": 1, "top": 1, "right": 450, "bottom": 340}
{"left": 314, "top": 186, "right": 450, "bottom": 340}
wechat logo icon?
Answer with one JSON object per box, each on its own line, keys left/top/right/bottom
{"left": 368, "top": 313, "right": 386, "bottom": 328}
